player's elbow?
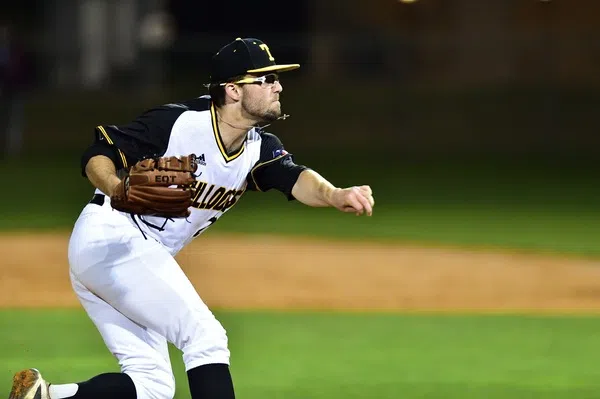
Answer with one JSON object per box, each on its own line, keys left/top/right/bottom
{"left": 81, "top": 143, "right": 120, "bottom": 177}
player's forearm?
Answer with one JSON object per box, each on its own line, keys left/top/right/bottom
{"left": 85, "top": 155, "right": 122, "bottom": 197}
{"left": 291, "top": 169, "right": 339, "bottom": 207}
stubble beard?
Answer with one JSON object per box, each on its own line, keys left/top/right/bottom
{"left": 242, "top": 97, "right": 281, "bottom": 123}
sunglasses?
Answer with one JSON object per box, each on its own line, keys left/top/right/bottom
{"left": 220, "top": 73, "right": 280, "bottom": 87}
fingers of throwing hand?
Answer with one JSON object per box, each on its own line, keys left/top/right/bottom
{"left": 359, "top": 185, "right": 372, "bottom": 196}
{"left": 345, "top": 189, "right": 365, "bottom": 215}
{"left": 349, "top": 187, "right": 373, "bottom": 216}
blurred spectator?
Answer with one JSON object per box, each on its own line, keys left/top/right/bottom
{"left": 0, "top": 23, "right": 30, "bottom": 159}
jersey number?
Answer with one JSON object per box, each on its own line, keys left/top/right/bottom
{"left": 193, "top": 216, "right": 219, "bottom": 237}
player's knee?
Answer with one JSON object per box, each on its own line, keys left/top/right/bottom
{"left": 180, "top": 314, "right": 230, "bottom": 369}
{"left": 124, "top": 367, "right": 176, "bottom": 399}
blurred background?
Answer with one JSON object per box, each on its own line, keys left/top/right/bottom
{"left": 2, "top": 0, "right": 600, "bottom": 161}
{"left": 0, "top": 0, "right": 598, "bottom": 252}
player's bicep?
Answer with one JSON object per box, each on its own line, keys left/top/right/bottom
{"left": 80, "top": 140, "right": 121, "bottom": 177}
{"left": 94, "top": 123, "right": 164, "bottom": 165}
{"left": 80, "top": 126, "right": 137, "bottom": 176}
{"left": 83, "top": 107, "right": 181, "bottom": 176}
{"left": 247, "top": 155, "right": 307, "bottom": 199}
{"left": 246, "top": 133, "right": 308, "bottom": 200}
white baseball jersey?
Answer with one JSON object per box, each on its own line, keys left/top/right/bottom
{"left": 83, "top": 95, "right": 306, "bottom": 256}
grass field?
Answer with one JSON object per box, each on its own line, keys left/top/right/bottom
{"left": 3, "top": 147, "right": 600, "bottom": 397}
{"left": 2, "top": 157, "right": 598, "bottom": 256}
{"left": 2, "top": 310, "right": 600, "bottom": 399}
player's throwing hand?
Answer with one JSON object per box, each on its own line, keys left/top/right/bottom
{"left": 332, "top": 185, "right": 375, "bottom": 216}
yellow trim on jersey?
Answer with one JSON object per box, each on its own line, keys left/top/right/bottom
{"left": 210, "top": 103, "right": 245, "bottom": 162}
{"left": 97, "top": 125, "right": 113, "bottom": 144}
{"left": 97, "top": 125, "right": 128, "bottom": 168}
{"left": 249, "top": 154, "right": 286, "bottom": 192}
{"left": 118, "top": 150, "right": 128, "bottom": 168}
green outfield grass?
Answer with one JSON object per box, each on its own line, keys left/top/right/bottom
{"left": 2, "top": 310, "right": 600, "bottom": 399}
{"left": 1, "top": 158, "right": 598, "bottom": 257}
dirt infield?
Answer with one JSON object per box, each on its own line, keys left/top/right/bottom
{"left": 1, "top": 232, "right": 600, "bottom": 312}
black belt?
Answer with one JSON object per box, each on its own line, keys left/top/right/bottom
{"left": 89, "top": 193, "right": 106, "bottom": 206}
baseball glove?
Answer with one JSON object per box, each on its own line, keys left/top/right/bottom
{"left": 110, "top": 154, "right": 198, "bottom": 218}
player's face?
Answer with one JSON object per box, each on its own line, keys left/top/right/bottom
{"left": 239, "top": 74, "right": 283, "bottom": 122}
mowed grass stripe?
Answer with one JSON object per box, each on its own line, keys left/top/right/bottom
{"left": 1, "top": 310, "right": 600, "bottom": 398}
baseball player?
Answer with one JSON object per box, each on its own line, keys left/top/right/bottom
{"left": 8, "top": 38, "right": 374, "bottom": 399}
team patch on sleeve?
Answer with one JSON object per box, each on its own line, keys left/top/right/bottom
{"left": 272, "top": 148, "right": 288, "bottom": 158}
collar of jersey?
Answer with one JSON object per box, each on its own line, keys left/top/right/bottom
{"left": 210, "top": 102, "right": 246, "bottom": 162}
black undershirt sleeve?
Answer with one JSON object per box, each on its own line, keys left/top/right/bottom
{"left": 80, "top": 105, "right": 191, "bottom": 177}
{"left": 80, "top": 140, "right": 121, "bottom": 176}
{"left": 246, "top": 132, "right": 308, "bottom": 200}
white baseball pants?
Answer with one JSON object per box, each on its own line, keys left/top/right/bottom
{"left": 67, "top": 198, "right": 230, "bottom": 399}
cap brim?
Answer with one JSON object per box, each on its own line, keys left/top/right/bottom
{"left": 247, "top": 64, "right": 300, "bottom": 74}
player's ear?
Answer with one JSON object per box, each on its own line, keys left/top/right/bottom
{"left": 224, "top": 83, "right": 241, "bottom": 101}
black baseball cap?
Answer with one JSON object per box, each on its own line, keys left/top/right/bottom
{"left": 210, "top": 37, "right": 300, "bottom": 84}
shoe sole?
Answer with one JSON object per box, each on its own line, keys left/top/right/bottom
{"left": 8, "top": 369, "right": 43, "bottom": 399}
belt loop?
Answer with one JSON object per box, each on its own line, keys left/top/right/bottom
{"left": 89, "top": 194, "right": 106, "bottom": 206}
